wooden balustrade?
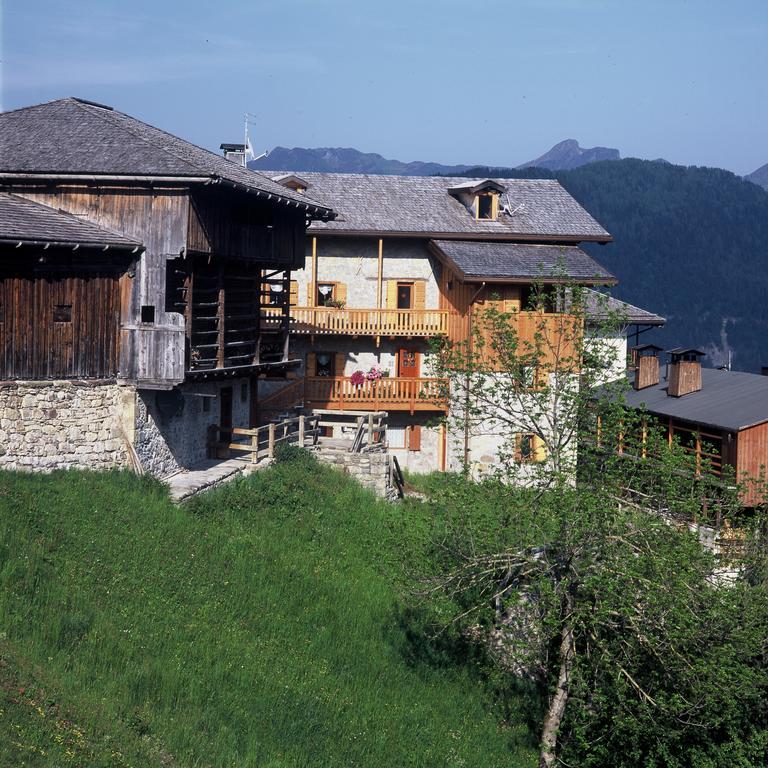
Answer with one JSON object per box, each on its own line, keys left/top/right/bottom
{"left": 304, "top": 376, "right": 446, "bottom": 413}
{"left": 262, "top": 307, "right": 449, "bottom": 337}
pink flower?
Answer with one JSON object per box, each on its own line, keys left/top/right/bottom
{"left": 350, "top": 370, "right": 366, "bottom": 387}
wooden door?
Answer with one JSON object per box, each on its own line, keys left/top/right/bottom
{"left": 220, "top": 386, "right": 233, "bottom": 443}
{"left": 398, "top": 348, "right": 419, "bottom": 378}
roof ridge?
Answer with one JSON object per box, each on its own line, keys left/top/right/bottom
{"left": 71, "top": 99, "right": 207, "bottom": 177}
{"left": 0, "top": 96, "right": 75, "bottom": 117}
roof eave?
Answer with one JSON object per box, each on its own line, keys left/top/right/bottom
{"left": 426, "top": 241, "right": 617, "bottom": 285}
{"left": 0, "top": 237, "right": 144, "bottom": 251}
{"left": 308, "top": 227, "right": 612, "bottom": 242}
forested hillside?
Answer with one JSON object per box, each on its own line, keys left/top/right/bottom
{"left": 465, "top": 160, "right": 768, "bottom": 371}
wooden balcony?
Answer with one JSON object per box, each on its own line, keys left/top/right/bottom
{"left": 263, "top": 306, "right": 450, "bottom": 337}
{"left": 304, "top": 376, "right": 447, "bottom": 413}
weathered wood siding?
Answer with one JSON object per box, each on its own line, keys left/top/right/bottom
{"left": 0, "top": 258, "right": 125, "bottom": 379}
{"left": 188, "top": 189, "right": 306, "bottom": 268}
{"left": 736, "top": 421, "right": 768, "bottom": 505}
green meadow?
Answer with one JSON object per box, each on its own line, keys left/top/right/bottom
{"left": 0, "top": 451, "right": 535, "bottom": 767}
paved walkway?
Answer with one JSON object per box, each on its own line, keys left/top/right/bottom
{"left": 166, "top": 457, "right": 258, "bottom": 503}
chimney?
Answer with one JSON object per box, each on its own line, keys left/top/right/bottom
{"left": 666, "top": 347, "right": 705, "bottom": 397}
{"left": 220, "top": 143, "right": 247, "bottom": 167}
{"left": 631, "top": 344, "right": 662, "bottom": 390}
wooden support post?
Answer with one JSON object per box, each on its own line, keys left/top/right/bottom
{"left": 376, "top": 237, "right": 383, "bottom": 348}
{"left": 299, "top": 414, "right": 305, "bottom": 446}
{"left": 311, "top": 236, "right": 318, "bottom": 309}
{"left": 216, "top": 263, "right": 225, "bottom": 369}
{"left": 268, "top": 423, "right": 276, "bottom": 458}
{"left": 251, "top": 431, "right": 258, "bottom": 463}
{"left": 282, "top": 269, "right": 291, "bottom": 363}
{"left": 367, "top": 413, "right": 374, "bottom": 446}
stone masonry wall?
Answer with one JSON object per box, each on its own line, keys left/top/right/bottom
{"left": 313, "top": 444, "right": 399, "bottom": 500}
{"left": 134, "top": 378, "right": 253, "bottom": 478}
{"left": 0, "top": 380, "right": 130, "bottom": 471}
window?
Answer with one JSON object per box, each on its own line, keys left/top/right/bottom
{"left": 53, "top": 304, "right": 72, "bottom": 323}
{"left": 513, "top": 365, "right": 537, "bottom": 388}
{"left": 515, "top": 433, "right": 545, "bottom": 463}
{"left": 241, "top": 381, "right": 248, "bottom": 403}
{"left": 267, "top": 282, "right": 284, "bottom": 305}
{"left": 202, "top": 396, "right": 211, "bottom": 413}
{"left": 387, "top": 426, "right": 407, "bottom": 448}
{"left": 316, "top": 352, "right": 335, "bottom": 377}
{"left": 141, "top": 305, "right": 155, "bottom": 323}
{"left": 317, "top": 283, "right": 335, "bottom": 306}
{"left": 397, "top": 282, "right": 413, "bottom": 310}
{"left": 477, "top": 193, "right": 494, "bottom": 219}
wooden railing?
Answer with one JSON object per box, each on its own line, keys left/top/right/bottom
{"left": 304, "top": 376, "right": 446, "bottom": 413}
{"left": 207, "top": 414, "right": 321, "bottom": 462}
{"left": 262, "top": 307, "right": 449, "bottom": 337}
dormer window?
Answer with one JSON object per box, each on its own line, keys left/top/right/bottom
{"left": 272, "top": 174, "right": 310, "bottom": 194}
{"left": 448, "top": 179, "right": 506, "bottom": 222}
{"left": 476, "top": 192, "right": 497, "bottom": 220}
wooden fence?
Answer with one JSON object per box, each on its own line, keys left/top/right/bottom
{"left": 262, "top": 307, "right": 449, "bottom": 337}
{"left": 208, "top": 414, "right": 321, "bottom": 463}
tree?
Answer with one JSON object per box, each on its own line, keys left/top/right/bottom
{"left": 420, "top": 283, "right": 768, "bottom": 767}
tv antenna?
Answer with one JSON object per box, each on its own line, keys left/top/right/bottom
{"left": 244, "top": 112, "right": 268, "bottom": 164}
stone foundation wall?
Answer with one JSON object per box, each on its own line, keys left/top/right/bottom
{"left": 0, "top": 380, "right": 130, "bottom": 471}
{"left": 134, "top": 378, "right": 253, "bottom": 478}
{"left": 313, "top": 445, "right": 399, "bottom": 500}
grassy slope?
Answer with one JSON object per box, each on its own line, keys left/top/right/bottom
{"left": 0, "top": 457, "right": 535, "bottom": 767}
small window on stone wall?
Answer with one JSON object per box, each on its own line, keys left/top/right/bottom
{"left": 141, "top": 305, "right": 156, "bottom": 323}
{"left": 241, "top": 381, "right": 248, "bottom": 403}
{"left": 202, "top": 397, "right": 211, "bottom": 413}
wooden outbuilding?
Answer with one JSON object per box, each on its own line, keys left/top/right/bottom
{"left": 0, "top": 97, "right": 334, "bottom": 476}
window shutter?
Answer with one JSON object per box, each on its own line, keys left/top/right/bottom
{"left": 408, "top": 424, "right": 422, "bottom": 451}
{"left": 335, "top": 282, "right": 347, "bottom": 305}
{"left": 386, "top": 280, "right": 398, "bottom": 309}
{"left": 413, "top": 281, "right": 426, "bottom": 310}
{"left": 334, "top": 352, "right": 346, "bottom": 377}
{"left": 306, "top": 352, "right": 316, "bottom": 377}
{"left": 534, "top": 435, "right": 547, "bottom": 462}
{"left": 261, "top": 281, "right": 270, "bottom": 305}
{"left": 290, "top": 280, "right": 299, "bottom": 306}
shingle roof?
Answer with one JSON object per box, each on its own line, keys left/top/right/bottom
{"left": 0, "top": 98, "right": 333, "bottom": 217}
{"left": 0, "top": 192, "right": 142, "bottom": 248}
{"left": 623, "top": 368, "right": 768, "bottom": 432}
{"left": 267, "top": 171, "right": 610, "bottom": 240}
{"left": 429, "top": 241, "right": 615, "bottom": 283}
{"left": 585, "top": 290, "right": 666, "bottom": 326}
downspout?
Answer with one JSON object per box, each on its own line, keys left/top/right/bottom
{"left": 463, "top": 281, "right": 486, "bottom": 468}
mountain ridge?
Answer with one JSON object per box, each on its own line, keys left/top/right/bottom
{"left": 250, "top": 139, "right": 622, "bottom": 175}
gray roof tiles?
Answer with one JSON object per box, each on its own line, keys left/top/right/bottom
{"left": 0, "top": 192, "right": 142, "bottom": 248}
{"left": 0, "top": 98, "right": 333, "bottom": 216}
{"left": 268, "top": 171, "right": 610, "bottom": 239}
{"left": 624, "top": 367, "right": 768, "bottom": 432}
{"left": 431, "top": 240, "right": 616, "bottom": 283}
{"left": 585, "top": 290, "right": 666, "bottom": 326}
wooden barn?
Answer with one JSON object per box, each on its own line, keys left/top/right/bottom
{"left": 622, "top": 347, "right": 768, "bottom": 505}
{"left": 0, "top": 97, "right": 333, "bottom": 476}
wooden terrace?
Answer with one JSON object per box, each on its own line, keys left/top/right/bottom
{"left": 303, "top": 376, "right": 446, "bottom": 413}
{"left": 262, "top": 306, "right": 450, "bottom": 337}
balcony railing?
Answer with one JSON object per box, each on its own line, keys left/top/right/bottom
{"left": 304, "top": 376, "right": 447, "bottom": 413}
{"left": 262, "top": 307, "right": 449, "bottom": 337}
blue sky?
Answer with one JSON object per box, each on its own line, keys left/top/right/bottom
{"left": 2, "top": 0, "right": 766, "bottom": 174}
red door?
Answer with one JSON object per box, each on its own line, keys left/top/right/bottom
{"left": 398, "top": 349, "right": 419, "bottom": 378}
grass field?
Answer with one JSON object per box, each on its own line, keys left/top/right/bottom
{"left": 0, "top": 452, "right": 536, "bottom": 767}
